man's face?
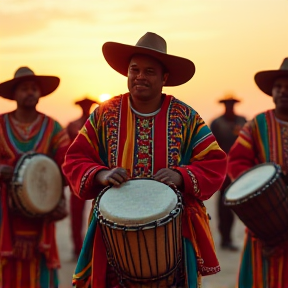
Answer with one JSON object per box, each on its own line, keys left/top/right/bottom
{"left": 127, "top": 54, "right": 169, "bottom": 101}
{"left": 13, "top": 80, "right": 41, "bottom": 109}
{"left": 272, "top": 77, "right": 288, "bottom": 110}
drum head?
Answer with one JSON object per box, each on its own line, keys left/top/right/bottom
{"left": 225, "top": 163, "right": 276, "bottom": 201}
{"left": 99, "top": 179, "right": 177, "bottom": 225}
{"left": 22, "top": 155, "right": 62, "bottom": 214}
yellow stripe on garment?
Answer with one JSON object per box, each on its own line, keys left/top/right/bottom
{"left": 238, "top": 137, "right": 252, "bottom": 149}
{"left": 80, "top": 128, "right": 96, "bottom": 149}
{"left": 121, "top": 98, "right": 135, "bottom": 176}
{"left": 73, "top": 261, "right": 92, "bottom": 279}
{"left": 193, "top": 141, "right": 221, "bottom": 161}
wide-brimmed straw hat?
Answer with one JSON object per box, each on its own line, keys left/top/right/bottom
{"left": 218, "top": 94, "right": 241, "bottom": 104}
{"left": 102, "top": 32, "right": 195, "bottom": 86}
{"left": 0, "top": 66, "right": 60, "bottom": 100}
{"left": 254, "top": 57, "right": 288, "bottom": 96}
{"left": 75, "top": 97, "right": 99, "bottom": 107}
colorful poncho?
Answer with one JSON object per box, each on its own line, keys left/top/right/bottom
{"left": 62, "top": 93, "right": 227, "bottom": 288}
{"left": 0, "top": 112, "right": 70, "bottom": 288}
{"left": 228, "top": 109, "right": 288, "bottom": 288}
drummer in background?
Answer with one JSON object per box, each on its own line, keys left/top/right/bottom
{"left": 210, "top": 94, "right": 246, "bottom": 251}
{"left": 228, "top": 58, "right": 288, "bottom": 288}
{"left": 62, "top": 32, "right": 227, "bottom": 288}
{"left": 0, "top": 67, "right": 70, "bottom": 288}
{"left": 66, "top": 97, "right": 98, "bottom": 260}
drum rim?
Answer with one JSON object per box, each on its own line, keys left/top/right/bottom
{"left": 11, "top": 151, "right": 63, "bottom": 217}
{"left": 94, "top": 178, "right": 183, "bottom": 230}
{"left": 224, "top": 162, "right": 283, "bottom": 206}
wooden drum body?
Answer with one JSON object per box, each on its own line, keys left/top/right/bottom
{"left": 224, "top": 163, "right": 288, "bottom": 246}
{"left": 11, "top": 153, "right": 63, "bottom": 217}
{"left": 95, "top": 179, "right": 183, "bottom": 287}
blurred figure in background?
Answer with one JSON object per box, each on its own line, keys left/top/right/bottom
{"left": 210, "top": 95, "right": 246, "bottom": 251}
{"left": 66, "top": 97, "right": 98, "bottom": 259}
{"left": 0, "top": 66, "right": 69, "bottom": 288}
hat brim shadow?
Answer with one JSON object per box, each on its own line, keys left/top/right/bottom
{"left": 75, "top": 99, "right": 99, "bottom": 106}
{"left": 102, "top": 42, "right": 195, "bottom": 86}
{"left": 219, "top": 99, "right": 240, "bottom": 103}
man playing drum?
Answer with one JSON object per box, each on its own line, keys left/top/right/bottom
{"left": 228, "top": 58, "right": 288, "bottom": 288}
{"left": 0, "top": 67, "right": 70, "bottom": 288}
{"left": 63, "top": 32, "right": 227, "bottom": 288}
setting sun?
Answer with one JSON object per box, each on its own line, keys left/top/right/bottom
{"left": 99, "top": 93, "right": 112, "bottom": 102}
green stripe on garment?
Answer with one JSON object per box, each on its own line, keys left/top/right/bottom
{"left": 183, "top": 237, "right": 198, "bottom": 288}
{"left": 255, "top": 113, "right": 270, "bottom": 162}
{"left": 73, "top": 212, "right": 97, "bottom": 280}
{"left": 39, "top": 255, "right": 59, "bottom": 288}
{"left": 239, "top": 235, "right": 253, "bottom": 288}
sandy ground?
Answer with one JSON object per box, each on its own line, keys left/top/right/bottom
{"left": 56, "top": 188, "right": 245, "bottom": 288}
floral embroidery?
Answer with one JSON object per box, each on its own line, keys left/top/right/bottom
{"left": 167, "top": 98, "right": 190, "bottom": 167}
{"left": 133, "top": 117, "right": 153, "bottom": 177}
{"left": 102, "top": 97, "right": 122, "bottom": 167}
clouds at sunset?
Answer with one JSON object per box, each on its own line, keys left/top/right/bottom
{"left": 0, "top": 0, "right": 287, "bottom": 125}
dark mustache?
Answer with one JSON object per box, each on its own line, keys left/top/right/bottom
{"left": 133, "top": 81, "right": 149, "bottom": 87}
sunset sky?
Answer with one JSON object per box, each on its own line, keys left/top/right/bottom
{"left": 0, "top": 0, "right": 287, "bottom": 126}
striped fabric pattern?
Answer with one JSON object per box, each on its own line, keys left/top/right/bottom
{"left": 0, "top": 112, "right": 70, "bottom": 288}
{"left": 228, "top": 109, "right": 288, "bottom": 288}
{"left": 62, "top": 93, "right": 227, "bottom": 288}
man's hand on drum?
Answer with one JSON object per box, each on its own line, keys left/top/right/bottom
{"left": 0, "top": 165, "right": 13, "bottom": 182}
{"left": 95, "top": 167, "right": 130, "bottom": 186}
{"left": 153, "top": 168, "right": 183, "bottom": 188}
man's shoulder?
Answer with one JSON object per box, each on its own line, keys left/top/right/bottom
{"left": 0, "top": 113, "right": 6, "bottom": 120}
{"left": 66, "top": 119, "right": 79, "bottom": 130}
{"left": 0, "top": 111, "right": 12, "bottom": 119}
{"left": 236, "top": 115, "right": 247, "bottom": 120}
{"left": 243, "top": 110, "right": 272, "bottom": 131}
{"left": 252, "top": 110, "right": 273, "bottom": 122}
{"left": 97, "top": 94, "right": 123, "bottom": 111}
{"left": 170, "top": 96, "right": 197, "bottom": 116}
{"left": 41, "top": 113, "right": 62, "bottom": 126}
{"left": 103, "top": 94, "right": 123, "bottom": 105}
{"left": 210, "top": 115, "right": 223, "bottom": 123}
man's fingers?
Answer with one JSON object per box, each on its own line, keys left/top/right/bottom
{"left": 116, "top": 168, "right": 129, "bottom": 180}
{"left": 153, "top": 171, "right": 166, "bottom": 179}
{"left": 107, "top": 169, "right": 128, "bottom": 186}
{"left": 153, "top": 168, "right": 166, "bottom": 177}
{"left": 113, "top": 171, "right": 128, "bottom": 182}
{"left": 107, "top": 176, "right": 122, "bottom": 186}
